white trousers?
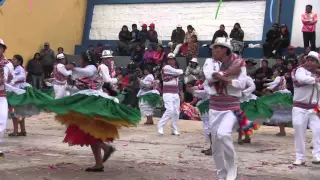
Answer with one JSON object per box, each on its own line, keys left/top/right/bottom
{"left": 201, "top": 113, "right": 210, "bottom": 142}
{"left": 158, "top": 93, "right": 180, "bottom": 132}
{"left": 292, "top": 107, "right": 320, "bottom": 161}
{"left": 168, "top": 42, "right": 183, "bottom": 55}
{"left": 0, "top": 97, "right": 8, "bottom": 143}
{"left": 209, "top": 109, "right": 237, "bottom": 180}
{"left": 54, "top": 84, "right": 70, "bottom": 99}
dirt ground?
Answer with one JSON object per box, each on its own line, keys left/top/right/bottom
{"left": 0, "top": 112, "right": 319, "bottom": 180}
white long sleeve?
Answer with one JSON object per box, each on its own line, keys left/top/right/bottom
{"left": 3, "top": 62, "right": 14, "bottom": 83}
{"left": 266, "top": 76, "right": 281, "bottom": 90}
{"left": 295, "top": 67, "right": 316, "bottom": 85}
{"left": 141, "top": 74, "right": 154, "bottom": 86}
{"left": 193, "top": 89, "right": 208, "bottom": 99}
{"left": 57, "top": 64, "right": 72, "bottom": 77}
{"left": 203, "top": 58, "right": 221, "bottom": 82}
{"left": 99, "top": 64, "right": 117, "bottom": 85}
{"left": 163, "top": 65, "right": 183, "bottom": 76}
{"left": 72, "top": 65, "right": 96, "bottom": 79}
{"left": 230, "top": 66, "right": 247, "bottom": 90}
{"left": 12, "top": 66, "right": 26, "bottom": 84}
{"left": 242, "top": 76, "right": 256, "bottom": 96}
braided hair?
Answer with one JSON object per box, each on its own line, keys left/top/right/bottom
{"left": 81, "top": 50, "right": 97, "bottom": 67}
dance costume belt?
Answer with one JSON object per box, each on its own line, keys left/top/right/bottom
{"left": 162, "top": 85, "right": 179, "bottom": 94}
{"left": 293, "top": 101, "right": 317, "bottom": 110}
{"left": 209, "top": 95, "right": 240, "bottom": 111}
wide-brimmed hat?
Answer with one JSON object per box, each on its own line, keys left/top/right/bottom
{"left": 306, "top": 51, "right": 320, "bottom": 63}
{"left": 56, "top": 53, "right": 65, "bottom": 59}
{"left": 190, "top": 58, "right": 198, "bottom": 63}
{"left": 167, "top": 53, "right": 176, "bottom": 59}
{"left": 101, "top": 50, "right": 113, "bottom": 58}
{"left": 0, "top": 39, "right": 7, "bottom": 50}
{"left": 210, "top": 37, "right": 233, "bottom": 51}
{"left": 245, "top": 59, "right": 257, "bottom": 65}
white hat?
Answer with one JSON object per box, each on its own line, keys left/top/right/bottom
{"left": 210, "top": 37, "right": 233, "bottom": 51}
{"left": 101, "top": 50, "right": 113, "bottom": 58}
{"left": 190, "top": 58, "right": 198, "bottom": 63}
{"left": 0, "top": 39, "right": 7, "bottom": 49}
{"left": 306, "top": 51, "right": 320, "bottom": 63}
{"left": 167, "top": 53, "right": 176, "bottom": 59}
{"left": 56, "top": 53, "right": 65, "bottom": 59}
{"left": 177, "top": 24, "right": 182, "bottom": 28}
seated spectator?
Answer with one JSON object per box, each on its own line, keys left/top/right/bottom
{"left": 117, "top": 25, "right": 132, "bottom": 56}
{"left": 130, "top": 24, "right": 140, "bottom": 51}
{"left": 272, "top": 57, "right": 287, "bottom": 72}
{"left": 153, "top": 45, "right": 165, "bottom": 66}
{"left": 26, "top": 53, "right": 43, "bottom": 89}
{"left": 184, "top": 58, "right": 202, "bottom": 84}
{"left": 130, "top": 44, "right": 144, "bottom": 65}
{"left": 211, "top": 24, "right": 228, "bottom": 45}
{"left": 283, "top": 46, "right": 298, "bottom": 66}
{"left": 285, "top": 62, "right": 294, "bottom": 94}
{"left": 142, "top": 44, "right": 156, "bottom": 67}
{"left": 186, "top": 35, "right": 198, "bottom": 64}
{"left": 168, "top": 25, "right": 185, "bottom": 55}
{"left": 245, "top": 59, "right": 257, "bottom": 79}
{"left": 145, "top": 23, "right": 158, "bottom": 49}
{"left": 181, "top": 25, "right": 197, "bottom": 56}
{"left": 140, "top": 24, "right": 148, "bottom": 48}
{"left": 230, "top": 23, "right": 245, "bottom": 55}
{"left": 263, "top": 23, "right": 280, "bottom": 58}
{"left": 271, "top": 24, "right": 290, "bottom": 56}
{"left": 298, "top": 46, "right": 311, "bottom": 62}
{"left": 255, "top": 60, "right": 273, "bottom": 95}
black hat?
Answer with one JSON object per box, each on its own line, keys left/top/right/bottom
{"left": 245, "top": 59, "right": 257, "bottom": 65}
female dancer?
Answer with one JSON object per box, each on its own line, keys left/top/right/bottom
{"left": 50, "top": 51, "right": 140, "bottom": 172}
{"left": 263, "top": 68, "right": 292, "bottom": 136}
{"left": 157, "top": 53, "right": 183, "bottom": 135}
{"left": 52, "top": 53, "right": 72, "bottom": 99}
{"left": 137, "top": 65, "right": 160, "bottom": 125}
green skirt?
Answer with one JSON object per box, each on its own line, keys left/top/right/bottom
{"left": 138, "top": 93, "right": 161, "bottom": 107}
{"left": 240, "top": 99, "right": 273, "bottom": 120}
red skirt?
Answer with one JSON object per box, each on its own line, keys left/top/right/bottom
{"left": 63, "top": 125, "right": 114, "bottom": 146}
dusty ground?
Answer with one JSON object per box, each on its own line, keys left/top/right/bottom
{"left": 0, "top": 112, "right": 319, "bottom": 180}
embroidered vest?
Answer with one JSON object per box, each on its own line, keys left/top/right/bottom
{"left": 272, "top": 76, "right": 287, "bottom": 91}
{"left": 53, "top": 64, "right": 68, "bottom": 83}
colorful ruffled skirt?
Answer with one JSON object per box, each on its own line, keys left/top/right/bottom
{"left": 46, "top": 89, "right": 141, "bottom": 146}
{"left": 138, "top": 91, "right": 161, "bottom": 117}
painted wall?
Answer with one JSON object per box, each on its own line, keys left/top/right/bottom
{"left": 291, "top": 0, "right": 320, "bottom": 48}
{"left": 0, "top": 0, "right": 87, "bottom": 65}
{"left": 89, "top": 1, "right": 266, "bottom": 41}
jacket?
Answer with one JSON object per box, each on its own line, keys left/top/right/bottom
{"left": 147, "top": 30, "right": 158, "bottom": 43}
{"left": 40, "top": 49, "right": 55, "bottom": 66}
{"left": 171, "top": 29, "right": 185, "bottom": 44}
{"left": 211, "top": 30, "right": 228, "bottom": 44}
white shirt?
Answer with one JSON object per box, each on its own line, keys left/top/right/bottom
{"left": 98, "top": 64, "right": 117, "bottom": 85}
{"left": 162, "top": 65, "right": 183, "bottom": 86}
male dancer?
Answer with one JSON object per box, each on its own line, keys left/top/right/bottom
{"left": 0, "top": 39, "right": 9, "bottom": 157}
{"left": 292, "top": 51, "right": 320, "bottom": 165}
{"left": 203, "top": 37, "right": 246, "bottom": 180}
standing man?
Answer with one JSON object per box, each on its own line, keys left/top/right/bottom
{"left": 0, "top": 39, "right": 9, "bottom": 157}
{"left": 168, "top": 25, "right": 185, "bottom": 55}
{"left": 203, "top": 37, "right": 246, "bottom": 180}
{"left": 292, "top": 51, "right": 320, "bottom": 166}
{"left": 302, "top": 5, "right": 318, "bottom": 51}
{"left": 40, "top": 42, "right": 55, "bottom": 79}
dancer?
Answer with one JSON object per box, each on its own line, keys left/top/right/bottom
{"left": 52, "top": 53, "right": 72, "bottom": 99}
{"left": 137, "top": 64, "right": 160, "bottom": 125}
{"left": 0, "top": 39, "right": 8, "bottom": 157}
{"left": 263, "top": 68, "right": 292, "bottom": 136}
{"left": 291, "top": 51, "right": 320, "bottom": 165}
{"left": 99, "top": 50, "right": 118, "bottom": 96}
{"left": 157, "top": 53, "right": 183, "bottom": 135}
{"left": 203, "top": 37, "right": 246, "bottom": 180}
{"left": 50, "top": 51, "right": 140, "bottom": 172}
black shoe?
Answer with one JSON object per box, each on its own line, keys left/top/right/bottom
{"left": 0, "top": 152, "right": 4, "bottom": 157}
{"left": 102, "top": 146, "right": 116, "bottom": 163}
{"left": 85, "top": 166, "right": 104, "bottom": 172}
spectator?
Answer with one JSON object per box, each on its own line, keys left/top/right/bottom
{"left": 26, "top": 53, "right": 43, "bottom": 89}
{"left": 272, "top": 24, "right": 290, "bottom": 56}
{"left": 130, "top": 24, "right": 140, "bottom": 51}
{"left": 298, "top": 46, "right": 311, "bottom": 62}
{"left": 211, "top": 24, "right": 228, "bottom": 45}
{"left": 184, "top": 58, "right": 202, "bottom": 84}
{"left": 96, "top": 43, "right": 103, "bottom": 63}
{"left": 117, "top": 25, "right": 132, "bottom": 56}
{"left": 153, "top": 45, "right": 165, "bottom": 66}
{"left": 131, "top": 44, "right": 144, "bottom": 65}
{"left": 272, "top": 57, "right": 287, "bottom": 72}
{"left": 181, "top": 25, "right": 197, "bottom": 56}
{"left": 142, "top": 44, "right": 156, "bottom": 67}
{"left": 263, "top": 23, "right": 281, "bottom": 58}
{"left": 186, "top": 35, "right": 198, "bottom": 64}
{"left": 245, "top": 59, "right": 257, "bottom": 79}
{"left": 230, "top": 23, "right": 245, "bottom": 55}
{"left": 88, "top": 45, "right": 95, "bottom": 54}
{"left": 57, "top": 47, "right": 68, "bottom": 64}
{"left": 255, "top": 60, "right": 273, "bottom": 94}
{"left": 168, "top": 25, "right": 185, "bottom": 55}
{"left": 283, "top": 46, "right": 298, "bottom": 66}
{"left": 146, "top": 23, "right": 158, "bottom": 49}
{"left": 302, "top": 4, "right": 318, "bottom": 51}
{"left": 285, "top": 62, "right": 294, "bottom": 94}
{"left": 140, "top": 24, "right": 148, "bottom": 47}
{"left": 40, "top": 42, "right": 55, "bottom": 79}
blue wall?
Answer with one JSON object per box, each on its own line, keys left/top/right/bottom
{"left": 76, "top": 0, "right": 297, "bottom": 58}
